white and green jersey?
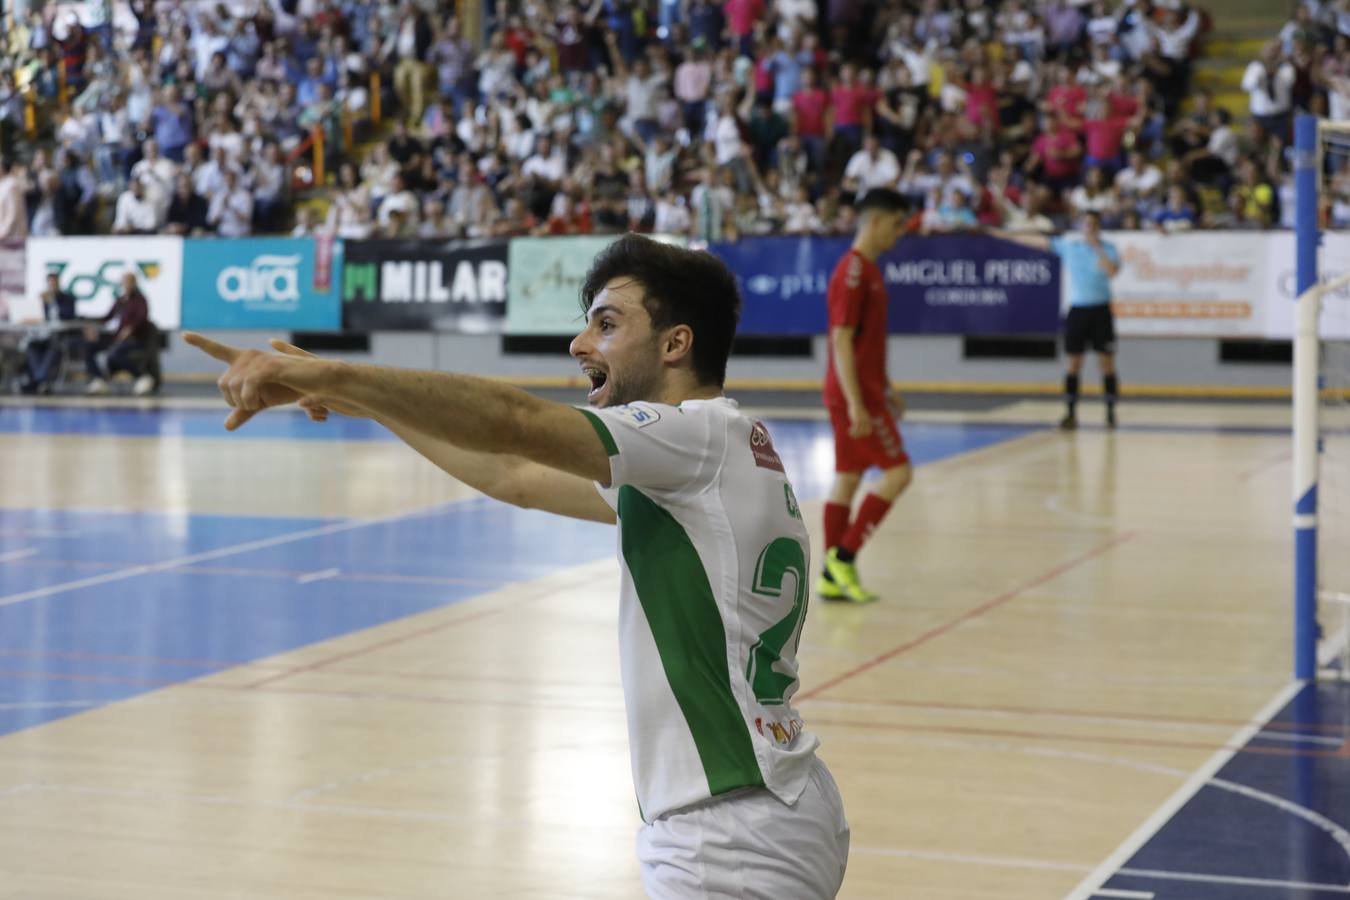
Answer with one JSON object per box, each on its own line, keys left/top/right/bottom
{"left": 580, "top": 397, "right": 820, "bottom": 823}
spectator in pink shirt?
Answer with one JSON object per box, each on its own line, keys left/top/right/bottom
{"left": 1043, "top": 64, "right": 1087, "bottom": 131}
{"left": 791, "top": 66, "right": 831, "bottom": 173}
{"left": 1026, "top": 112, "right": 1083, "bottom": 194}
{"left": 675, "top": 44, "right": 714, "bottom": 133}
{"left": 1082, "top": 84, "right": 1138, "bottom": 175}
{"left": 828, "top": 63, "right": 872, "bottom": 159}
{"left": 962, "top": 64, "right": 998, "bottom": 130}
{"left": 724, "top": 0, "right": 764, "bottom": 57}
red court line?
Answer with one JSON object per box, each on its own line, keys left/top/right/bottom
{"left": 321, "top": 666, "right": 623, "bottom": 690}
{"left": 5, "top": 667, "right": 1342, "bottom": 760}
{"left": 219, "top": 682, "right": 1347, "bottom": 760}
{"left": 244, "top": 605, "right": 516, "bottom": 689}
{"left": 0, "top": 668, "right": 174, "bottom": 687}
{"left": 798, "top": 531, "right": 1139, "bottom": 701}
{"left": 800, "top": 694, "right": 1350, "bottom": 736}
{"left": 0, "top": 648, "right": 291, "bottom": 671}
{"left": 805, "top": 715, "right": 1350, "bottom": 760}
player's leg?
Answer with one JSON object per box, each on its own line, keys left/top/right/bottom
{"left": 1099, "top": 351, "right": 1118, "bottom": 426}
{"left": 826, "top": 470, "right": 863, "bottom": 544}
{"left": 636, "top": 759, "right": 849, "bottom": 900}
{"left": 824, "top": 409, "right": 910, "bottom": 603}
{"left": 1096, "top": 307, "right": 1120, "bottom": 427}
{"left": 819, "top": 470, "right": 862, "bottom": 599}
{"left": 833, "top": 460, "right": 911, "bottom": 564}
{"left": 1062, "top": 352, "right": 1084, "bottom": 429}
{"left": 821, "top": 402, "right": 865, "bottom": 598}
{"left": 1062, "top": 309, "right": 1088, "bottom": 429}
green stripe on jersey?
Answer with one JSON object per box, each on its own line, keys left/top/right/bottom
{"left": 579, "top": 409, "right": 620, "bottom": 457}
{"left": 617, "top": 486, "right": 765, "bottom": 797}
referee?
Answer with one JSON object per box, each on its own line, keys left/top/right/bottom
{"left": 992, "top": 211, "right": 1122, "bottom": 428}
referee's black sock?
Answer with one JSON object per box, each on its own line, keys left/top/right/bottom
{"left": 1104, "top": 374, "right": 1119, "bottom": 407}
{"left": 1064, "top": 374, "right": 1080, "bottom": 414}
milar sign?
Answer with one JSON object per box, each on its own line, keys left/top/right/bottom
{"left": 342, "top": 239, "right": 510, "bottom": 332}
{"left": 345, "top": 258, "right": 506, "bottom": 304}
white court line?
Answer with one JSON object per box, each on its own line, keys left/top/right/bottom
{"left": 850, "top": 846, "right": 1350, "bottom": 894}
{"left": 0, "top": 500, "right": 472, "bottom": 609}
{"left": 1252, "top": 729, "right": 1347, "bottom": 746}
{"left": 1091, "top": 890, "right": 1154, "bottom": 899}
{"left": 296, "top": 567, "right": 341, "bottom": 585}
{"left": 1062, "top": 679, "right": 1306, "bottom": 900}
{"left": 1210, "top": 775, "right": 1350, "bottom": 860}
{"left": 1118, "top": 867, "right": 1350, "bottom": 894}
{"left": 851, "top": 845, "right": 1087, "bottom": 873}
{"left": 0, "top": 547, "right": 38, "bottom": 562}
{"left": 834, "top": 727, "right": 1350, "bottom": 870}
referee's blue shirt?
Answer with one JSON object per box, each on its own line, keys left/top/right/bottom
{"left": 1051, "top": 236, "right": 1120, "bottom": 308}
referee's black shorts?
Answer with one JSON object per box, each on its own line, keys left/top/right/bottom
{"left": 1063, "top": 304, "right": 1116, "bottom": 355}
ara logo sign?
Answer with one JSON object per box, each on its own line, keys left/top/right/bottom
{"left": 181, "top": 238, "right": 341, "bottom": 330}
{"left": 217, "top": 254, "right": 302, "bottom": 304}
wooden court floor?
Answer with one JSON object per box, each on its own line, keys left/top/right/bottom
{"left": 0, "top": 396, "right": 1345, "bottom": 899}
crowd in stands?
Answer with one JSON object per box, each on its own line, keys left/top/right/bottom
{"left": 0, "top": 0, "right": 1348, "bottom": 245}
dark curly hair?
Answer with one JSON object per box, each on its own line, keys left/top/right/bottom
{"left": 580, "top": 234, "right": 742, "bottom": 387}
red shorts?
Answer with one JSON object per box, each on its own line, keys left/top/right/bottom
{"left": 827, "top": 403, "right": 910, "bottom": 473}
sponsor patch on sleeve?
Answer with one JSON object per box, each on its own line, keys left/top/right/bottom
{"left": 749, "top": 421, "right": 785, "bottom": 472}
{"left": 609, "top": 402, "right": 662, "bottom": 428}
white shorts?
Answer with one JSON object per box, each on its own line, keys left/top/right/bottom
{"left": 636, "top": 757, "right": 850, "bottom": 900}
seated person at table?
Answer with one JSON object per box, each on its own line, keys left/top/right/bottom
{"left": 21, "top": 272, "right": 78, "bottom": 394}
{"left": 82, "top": 272, "right": 158, "bottom": 396}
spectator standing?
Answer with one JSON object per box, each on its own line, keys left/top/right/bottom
{"left": 1242, "top": 41, "right": 1297, "bottom": 141}
{"left": 207, "top": 169, "right": 254, "bottom": 237}
{"left": 387, "top": 2, "right": 434, "bottom": 127}
{"left": 0, "top": 156, "right": 27, "bottom": 241}
{"left": 148, "top": 85, "right": 195, "bottom": 162}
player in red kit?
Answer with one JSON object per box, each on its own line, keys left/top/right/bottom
{"left": 819, "top": 188, "right": 915, "bottom": 603}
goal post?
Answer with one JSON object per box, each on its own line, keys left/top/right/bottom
{"left": 1293, "top": 113, "right": 1350, "bottom": 681}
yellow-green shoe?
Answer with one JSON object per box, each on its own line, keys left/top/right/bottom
{"left": 823, "top": 548, "right": 879, "bottom": 604}
{"left": 817, "top": 572, "right": 845, "bottom": 599}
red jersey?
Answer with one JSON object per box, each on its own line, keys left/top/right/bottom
{"left": 824, "top": 249, "right": 889, "bottom": 409}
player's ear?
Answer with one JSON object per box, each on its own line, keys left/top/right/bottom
{"left": 662, "top": 324, "right": 694, "bottom": 366}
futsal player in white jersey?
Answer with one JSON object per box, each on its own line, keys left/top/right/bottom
{"left": 185, "top": 234, "right": 849, "bottom": 899}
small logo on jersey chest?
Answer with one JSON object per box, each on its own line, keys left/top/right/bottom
{"left": 749, "top": 421, "right": 785, "bottom": 472}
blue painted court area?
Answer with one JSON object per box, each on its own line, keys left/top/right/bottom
{"left": 1095, "top": 680, "right": 1350, "bottom": 900}
{"left": 0, "top": 407, "right": 1038, "bottom": 740}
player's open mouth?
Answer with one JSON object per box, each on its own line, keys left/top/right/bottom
{"left": 583, "top": 366, "right": 608, "bottom": 402}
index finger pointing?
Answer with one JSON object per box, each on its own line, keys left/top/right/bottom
{"left": 269, "top": 338, "right": 316, "bottom": 358}
{"left": 183, "top": 331, "right": 242, "bottom": 364}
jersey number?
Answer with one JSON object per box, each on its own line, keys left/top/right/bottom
{"left": 746, "top": 538, "right": 809, "bottom": 706}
